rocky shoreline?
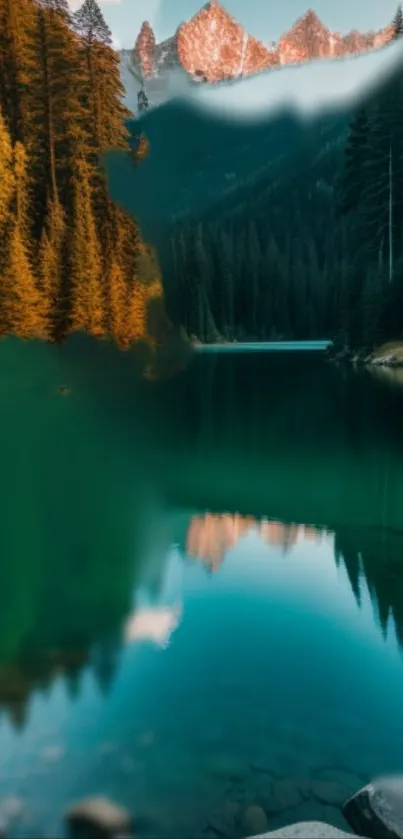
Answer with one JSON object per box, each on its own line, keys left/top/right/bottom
{"left": 2, "top": 769, "right": 403, "bottom": 839}
{"left": 327, "top": 344, "right": 403, "bottom": 368}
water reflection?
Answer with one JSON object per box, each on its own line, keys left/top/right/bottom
{"left": 0, "top": 338, "right": 403, "bottom": 837}
{"left": 186, "top": 514, "right": 324, "bottom": 570}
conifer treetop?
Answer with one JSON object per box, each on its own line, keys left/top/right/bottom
{"left": 73, "top": 0, "right": 112, "bottom": 45}
{"left": 393, "top": 3, "right": 403, "bottom": 37}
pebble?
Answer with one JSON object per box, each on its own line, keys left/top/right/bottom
{"left": 66, "top": 796, "right": 132, "bottom": 837}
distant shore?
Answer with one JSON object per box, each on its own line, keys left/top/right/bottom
{"left": 190, "top": 337, "right": 403, "bottom": 367}
{"left": 328, "top": 342, "right": 403, "bottom": 369}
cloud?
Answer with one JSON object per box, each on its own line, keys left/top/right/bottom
{"left": 124, "top": 604, "right": 182, "bottom": 648}
{"left": 189, "top": 40, "right": 403, "bottom": 123}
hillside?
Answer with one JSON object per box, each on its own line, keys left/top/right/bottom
{"left": 106, "top": 40, "right": 403, "bottom": 347}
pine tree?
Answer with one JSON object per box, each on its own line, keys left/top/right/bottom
{"left": 338, "top": 108, "right": 370, "bottom": 217}
{"left": 73, "top": 0, "right": 129, "bottom": 152}
{"left": 72, "top": 0, "right": 134, "bottom": 267}
{"left": 38, "top": 196, "right": 65, "bottom": 335}
{"left": 0, "top": 132, "right": 47, "bottom": 339}
{"left": 0, "top": 109, "right": 15, "bottom": 233}
{"left": 0, "top": 0, "right": 37, "bottom": 144}
{"left": 393, "top": 4, "right": 403, "bottom": 38}
{"left": 69, "top": 157, "right": 105, "bottom": 337}
{"left": 0, "top": 224, "right": 46, "bottom": 338}
{"left": 24, "top": 0, "right": 89, "bottom": 226}
{"left": 247, "top": 220, "right": 261, "bottom": 337}
{"left": 107, "top": 258, "right": 128, "bottom": 348}
{"left": 126, "top": 278, "right": 148, "bottom": 344}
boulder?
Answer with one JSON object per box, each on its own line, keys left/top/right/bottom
{"left": 207, "top": 800, "right": 241, "bottom": 835}
{"left": 311, "top": 780, "right": 351, "bottom": 807}
{"left": 271, "top": 779, "right": 302, "bottom": 810}
{"left": 66, "top": 797, "right": 132, "bottom": 838}
{"left": 245, "top": 820, "right": 368, "bottom": 838}
{"left": 206, "top": 753, "right": 249, "bottom": 782}
{"left": 343, "top": 776, "right": 403, "bottom": 838}
{"left": 241, "top": 805, "right": 269, "bottom": 834}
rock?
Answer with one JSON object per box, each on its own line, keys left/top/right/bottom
{"left": 0, "top": 795, "right": 25, "bottom": 832}
{"left": 241, "top": 804, "right": 268, "bottom": 834}
{"left": 66, "top": 797, "right": 132, "bottom": 838}
{"left": 0, "top": 796, "right": 24, "bottom": 820}
{"left": 311, "top": 780, "right": 351, "bottom": 806}
{"left": 343, "top": 775, "right": 403, "bottom": 838}
{"left": 271, "top": 779, "right": 302, "bottom": 810}
{"left": 208, "top": 800, "right": 241, "bottom": 835}
{"left": 314, "top": 768, "right": 365, "bottom": 795}
{"left": 245, "top": 821, "right": 368, "bottom": 838}
{"left": 206, "top": 753, "right": 249, "bottom": 781}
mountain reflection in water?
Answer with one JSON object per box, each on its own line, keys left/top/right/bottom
{"left": 0, "top": 336, "right": 402, "bottom": 838}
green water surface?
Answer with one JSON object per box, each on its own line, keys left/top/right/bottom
{"left": 0, "top": 336, "right": 403, "bottom": 838}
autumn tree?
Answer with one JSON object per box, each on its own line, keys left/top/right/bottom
{"left": 69, "top": 157, "right": 105, "bottom": 337}
{"left": 37, "top": 196, "right": 65, "bottom": 336}
{"left": 0, "top": 109, "right": 15, "bottom": 237}
{"left": 0, "top": 135, "right": 47, "bottom": 339}
{"left": 107, "top": 259, "right": 128, "bottom": 348}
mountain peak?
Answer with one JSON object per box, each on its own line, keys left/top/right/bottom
{"left": 134, "top": 20, "right": 156, "bottom": 78}
{"left": 129, "top": 3, "right": 395, "bottom": 93}
{"left": 176, "top": 0, "right": 277, "bottom": 82}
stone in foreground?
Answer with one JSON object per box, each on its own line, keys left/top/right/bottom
{"left": 66, "top": 797, "right": 132, "bottom": 838}
{"left": 343, "top": 776, "right": 403, "bottom": 838}
{"left": 247, "top": 820, "right": 368, "bottom": 838}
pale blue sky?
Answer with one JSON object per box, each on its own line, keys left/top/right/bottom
{"left": 94, "top": 0, "right": 399, "bottom": 50}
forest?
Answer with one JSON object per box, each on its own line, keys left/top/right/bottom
{"left": 0, "top": 0, "right": 170, "bottom": 350}
{"left": 165, "top": 8, "right": 403, "bottom": 349}
{"left": 1, "top": 0, "right": 403, "bottom": 352}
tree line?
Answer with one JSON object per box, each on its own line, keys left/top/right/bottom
{"left": 167, "top": 6, "right": 403, "bottom": 349}
{"left": 0, "top": 0, "right": 169, "bottom": 348}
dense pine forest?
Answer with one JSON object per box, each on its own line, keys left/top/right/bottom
{"left": 166, "top": 8, "right": 403, "bottom": 349}
{"left": 2, "top": 0, "right": 403, "bottom": 352}
{"left": 0, "top": 0, "right": 170, "bottom": 349}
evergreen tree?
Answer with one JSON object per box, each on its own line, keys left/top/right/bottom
{"left": 338, "top": 108, "right": 370, "bottom": 217}
{"left": 0, "top": 0, "right": 37, "bottom": 143}
{"left": 24, "top": 0, "right": 88, "bottom": 224}
{"left": 126, "top": 278, "right": 148, "bottom": 344}
{"left": 73, "top": 0, "right": 129, "bottom": 151}
{"left": 0, "top": 225, "right": 46, "bottom": 338}
{"left": 393, "top": 4, "right": 403, "bottom": 38}
{"left": 69, "top": 158, "right": 104, "bottom": 337}
{"left": 38, "top": 196, "right": 65, "bottom": 335}
{"left": 107, "top": 258, "right": 128, "bottom": 348}
{"left": 247, "top": 220, "right": 261, "bottom": 337}
{"left": 0, "top": 109, "right": 15, "bottom": 233}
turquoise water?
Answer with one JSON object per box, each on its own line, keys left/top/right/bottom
{"left": 1, "top": 336, "right": 403, "bottom": 838}
{"left": 195, "top": 341, "right": 333, "bottom": 353}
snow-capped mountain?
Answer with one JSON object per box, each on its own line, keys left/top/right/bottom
{"left": 120, "top": 1, "right": 394, "bottom": 111}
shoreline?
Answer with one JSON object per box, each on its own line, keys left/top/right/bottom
{"left": 327, "top": 342, "right": 403, "bottom": 369}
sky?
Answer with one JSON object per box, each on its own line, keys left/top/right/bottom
{"left": 67, "top": 0, "right": 401, "bottom": 51}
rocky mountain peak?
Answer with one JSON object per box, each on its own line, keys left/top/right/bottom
{"left": 128, "top": 2, "right": 395, "bottom": 97}
{"left": 176, "top": 0, "right": 277, "bottom": 82}
{"left": 134, "top": 21, "right": 157, "bottom": 78}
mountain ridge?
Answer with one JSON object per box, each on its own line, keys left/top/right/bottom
{"left": 129, "top": 1, "right": 394, "bottom": 88}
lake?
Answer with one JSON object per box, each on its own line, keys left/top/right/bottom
{"left": 1, "top": 336, "right": 403, "bottom": 839}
